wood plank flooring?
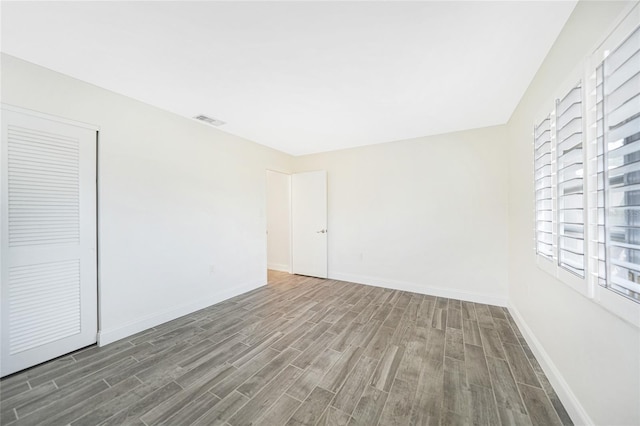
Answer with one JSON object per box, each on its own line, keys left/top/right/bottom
{"left": 0, "top": 271, "right": 573, "bottom": 425}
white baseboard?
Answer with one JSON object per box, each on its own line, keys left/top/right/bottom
{"left": 508, "top": 303, "right": 593, "bottom": 426}
{"left": 267, "top": 263, "right": 291, "bottom": 273}
{"left": 330, "top": 272, "right": 508, "bottom": 306}
{"left": 97, "top": 280, "right": 265, "bottom": 346}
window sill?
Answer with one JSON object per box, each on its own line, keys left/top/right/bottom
{"left": 594, "top": 285, "right": 640, "bottom": 329}
{"left": 536, "top": 254, "right": 589, "bottom": 297}
{"left": 537, "top": 253, "right": 640, "bottom": 329}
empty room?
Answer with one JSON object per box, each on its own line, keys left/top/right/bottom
{"left": 0, "top": 1, "right": 638, "bottom": 425}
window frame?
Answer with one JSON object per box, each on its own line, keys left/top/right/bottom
{"left": 534, "top": 75, "right": 590, "bottom": 298}
{"left": 556, "top": 82, "right": 587, "bottom": 279}
{"left": 588, "top": 5, "right": 640, "bottom": 326}
{"left": 534, "top": 114, "right": 555, "bottom": 260}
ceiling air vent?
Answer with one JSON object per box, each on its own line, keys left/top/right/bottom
{"left": 193, "top": 114, "right": 226, "bottom": 126}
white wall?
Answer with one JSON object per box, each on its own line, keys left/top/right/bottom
{"left": 1, "top": 54, "right": 293, "bottom": 345}
{"left": 266, "top": 170, "right": 291, "bottom": 272}
{"left": 294, "top": 125, "right": 509, "bottom": 305}
{"left": 506, "top": 2, "right": 640, "bottom": 425}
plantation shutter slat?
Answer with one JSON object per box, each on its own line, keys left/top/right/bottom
{"left": 557, "top": 84, "right": 585, "bottom": 277}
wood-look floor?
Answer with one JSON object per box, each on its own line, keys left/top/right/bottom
{"left": 0, "top": 271, "right": 572, "bottom": 426}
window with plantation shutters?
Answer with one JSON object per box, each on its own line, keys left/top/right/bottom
{"left": 598, "top": 25, "right": 640, "bottom": 303}
{"left": 535, "top": 116, "right": 553, "bottom": 259}
{"left": 533, "top": 9, "right": 639, "bottom": 324}
{"left": 556, "top": 84, "right": 585, "bottom": 277}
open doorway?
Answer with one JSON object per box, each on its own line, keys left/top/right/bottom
{"left": 266, "top": 170, "right": 291, "bottom": 284}
{"left": 266, "top": 169, "right": 329, "bottom": 284}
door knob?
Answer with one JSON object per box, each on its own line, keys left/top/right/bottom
{"left": 316, "top": 229, "right": 327, "bottom": 234}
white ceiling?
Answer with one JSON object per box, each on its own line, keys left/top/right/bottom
{"left": 1, "top": 1, "right": 576, "bottom": 155}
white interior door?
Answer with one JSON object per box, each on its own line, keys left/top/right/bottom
{"left": 292, "top": 170, "right": 327, "bottom": 278}
{"left": 1, "top": 107, "right": 98, "bottom": 377}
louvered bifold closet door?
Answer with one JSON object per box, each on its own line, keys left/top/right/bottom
{"left": 556, "top": 84, "right": 585, "bottom": 277}
{"left": 602, "top": 25, "right": 640, "bottom": 302}
{"left": 535, "top": 116, "right": 554, "bottom": 259}
{"left": 1, "top": 107, "right": 98, "bottom": 377}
